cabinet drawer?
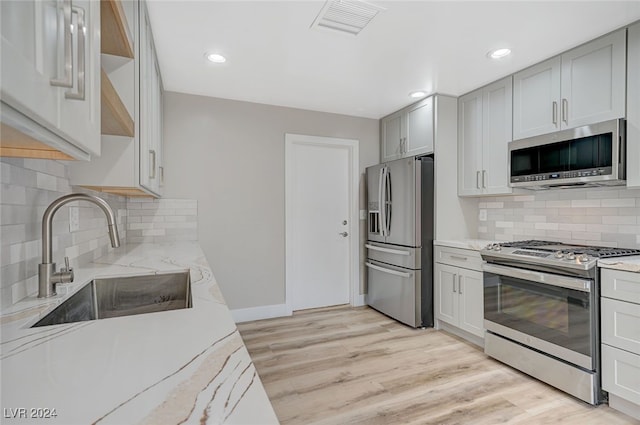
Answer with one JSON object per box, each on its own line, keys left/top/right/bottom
{"left": 602, "top": 297, "right": 640, "bottom": 354}
{"left": 602, "top": 344, "right": 640, "bottom": 404}
{"left": 435, "top": 246, "right": 482, "bottom": 270}
{"left": 601, "top": 268, "right": 640, "bottom": 303}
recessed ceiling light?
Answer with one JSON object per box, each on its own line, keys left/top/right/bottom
{"left": 488, "top": 48, "right": 511, "bottom": 59}
{"left": 206, "top": 53, "right": 226, "bottom": 63}
{"left": 409, "top": 91, "right": 427, "bottom": 98}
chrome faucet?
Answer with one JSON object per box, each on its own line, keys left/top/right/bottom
{"left": 38, "top": 193, "right": 121, "bottom": 298}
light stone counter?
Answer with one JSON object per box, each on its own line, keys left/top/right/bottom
{"left": 434, "top": 239, "right": 496, "bottom": 251}
{"left": 0, "top": 243, "right": 279, "bottom": 425}
{"left": 598, "top": 255, "right": 640, "bottom": 273}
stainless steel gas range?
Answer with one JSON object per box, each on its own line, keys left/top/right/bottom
{"left": 480, "top": 240, "right": 640, "bottom": 405}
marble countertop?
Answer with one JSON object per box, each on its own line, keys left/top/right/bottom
{"left": 0, "top": 243, "right": 279, "bottom": 425}
{"left": 433, "top": 239, "right": 496, "bottom": 251}
{"left": 598, "top": 255, "right": 640, "bottom": 273}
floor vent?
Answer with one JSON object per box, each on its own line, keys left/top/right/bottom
{"left": 311, "top": 0, "right": 384, "bottom": 36}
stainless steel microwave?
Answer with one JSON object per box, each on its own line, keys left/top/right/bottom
{"left": 509, "top": 119, "right": 626, "bottom": 189}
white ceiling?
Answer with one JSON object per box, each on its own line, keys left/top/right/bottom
{"left": 146, "top": 1, "right": 640, "bottom": 119}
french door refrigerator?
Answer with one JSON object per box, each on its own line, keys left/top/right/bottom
{"left": 365, "top": 155, "right": 434, "bottom": 328}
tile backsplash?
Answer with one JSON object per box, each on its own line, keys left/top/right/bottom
{"left": 0, "top": 158, "right": 198, "bottom": 308}
{"left": 127, "top": 198, "right": 198, "bottom": 243}
{"left": 477, "top": 186, "right": 640, "bottom": 248}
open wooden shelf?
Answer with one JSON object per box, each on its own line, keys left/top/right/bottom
{"left": 0, "top": 123, "right": 74, "bottom": 160}
{"left": 101, "top": 0, "right": 134, "bottom": 58}
{"left": 82, "top": 186, "right": 156, "bottom": 198}
{"left": 101, "top": 69, "right": 134, "bottom": 137}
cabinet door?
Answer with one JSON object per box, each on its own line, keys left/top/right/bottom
{"left": 513, "top": 56, "right": 561, "bottom": 140}
{"left": 1, "top": 1, "right": 60, "bottom": 136}
{"left": 602, "top": 344, "right": 640, "bottom": 405}
{"left": 381, "top": 111, "right": 403, "bottom": 162}
{"left": 482, "top": 76, "right": 512, "bottom": 195}
{"left": 405, "top": 96, "right": 434, "bottom": 156}
{"left": 458, "top": 268, "right": 485, "bottom": 338}
{"left": 434, "top": 263, "right": 458, "bottom": 326}
{"left": 627, "top": 22, "right": 640, "bottom": 188}
{"left": 458, "top": 90, "right": 483, "bottom": 196}
{"left": 561, "top": 29, "right": 626, "bottom": 130}
{"left": 57, "top": 0, "right": 101, "bottom": 156}
{"left": 138, "top": 2, "right": 161, "bottom": 194}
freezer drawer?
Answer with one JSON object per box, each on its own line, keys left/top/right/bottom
{"left": 366, "top": 242, "right": 420, "bottom": 269}
{"left": 366, "top": 259, "right": 421, "bottom": 327}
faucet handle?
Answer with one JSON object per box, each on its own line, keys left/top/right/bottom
{"left": 61, "top": 256, "right": 72, "bottom": 272}
{"left": 56, "top": 256, "right": 74, "bottom": 284}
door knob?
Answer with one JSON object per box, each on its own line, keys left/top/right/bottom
{"left": 339, "top": 232, "right": 348, "bottom": 237}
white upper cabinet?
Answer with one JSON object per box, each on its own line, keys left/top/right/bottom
{"left": 628, "top": 21, "right": 640, "bottom": 188}
{"left": 405, "top": 97, "right": 434, "bottom": 157}
{"left": 458, "top": 76, "right": 512, "bottom": 196}
{"left": 513, "top": 57, "right": 561, "bottom": 140}
{"left": 1, "top": 0, "right": 100, "bottom": 159}
{"left": 138, "top": 4, "right": 163, "bottom": 194}
{"left": 381, "top": 111, "right": 403, "bottom": 162}
{"left": 381, "top": 96, "right": 434, "bottom": 162}
{"left": 513, "top": 29, "right": 626, "bottom": 140}
{"left": 70, "top": 0, "right": 163, "bottom": 198}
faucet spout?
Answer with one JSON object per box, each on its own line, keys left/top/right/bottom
{"left": 39, "top": 193, "right": 121, "bottom": 298}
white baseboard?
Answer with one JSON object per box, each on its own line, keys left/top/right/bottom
{"left": 231, "top": 303, "right": 292, "bottom": 323}
{"left": 353, "top": 294, "right": 366, "bottom": 307}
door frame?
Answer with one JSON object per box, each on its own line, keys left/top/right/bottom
{"left": 284, "top": 133, "right": 360, "bottom": 313}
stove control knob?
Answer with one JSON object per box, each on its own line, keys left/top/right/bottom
{"left": 554, "top": 251, "right": 564, "bottom": 259}
{"left": 566, "top": 252, "right": 576, "bottom": 260}
{"left": 485, "top": 244, "right": 494, "bottom": 250}
{"left": 577, "top": 254, "right": 590, "bottom": 263}
{"left": 494, "top": 245, "right": 502, "bottom": 251}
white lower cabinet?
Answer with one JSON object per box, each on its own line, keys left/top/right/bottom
{"left": 601, "top": 268, "right": 640, "bottom": 420}
{"left": 434, "top": 246, "right": 484, "bottom": 344}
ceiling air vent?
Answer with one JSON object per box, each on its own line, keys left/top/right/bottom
{"left": 311, "top": 0, "right": 384, "bottom": 36}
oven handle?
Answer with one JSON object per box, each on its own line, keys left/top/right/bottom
{"left": 483, "top": 263, "right": 591, "bottom": 292}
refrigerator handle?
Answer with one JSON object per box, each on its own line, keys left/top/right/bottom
{"left": 378, "top": 167, "right": 386, "bottom": 237}
{"left": 366, "top": 262, "right": 412, "bottom": 278}
{"left": 384, "top": 167, "right": 391, "bottom": 236}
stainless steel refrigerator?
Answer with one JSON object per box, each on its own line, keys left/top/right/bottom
{"left": 365, "top": 155, "right": 434, "bottom": 328}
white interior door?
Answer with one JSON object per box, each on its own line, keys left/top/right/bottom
{"left": 286, "top": 134, "right": 357, "bottom": 311}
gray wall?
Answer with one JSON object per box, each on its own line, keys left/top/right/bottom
{"left": 162, "top": 92, "right": 379, "bottom": 310}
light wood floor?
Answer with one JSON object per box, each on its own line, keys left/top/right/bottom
{"left": 237, "top": 306, "right": 639, "bottom": 425}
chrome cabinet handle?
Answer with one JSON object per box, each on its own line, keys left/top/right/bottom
{"left": 458, "top": 275, "right": 463, "bottom": 295}
{"left": 552, "top": 101, "right": 558, "bottom": 126}
{"left": 562, "top": 98, "right": 568, "bottom": 124}
{"left": 149, "top": 150, "right": 156, "bottom": 179}
{"left": 450, "top": 255, "right": 468, "bottom": 261}
{"left": 65, "top": 6, "right": 86, "bottom": 100}
{"left": 50, "top": 0, "right": 73, "bottom": 88}
{"left": 159, "top": 166, "right": 164, "bottom": 185}
{"left": 482, "top": 170, "right": 487, "bottom": 189}
{"left": 476, "top": 171, "right": 481, "bottom": 189}
{"left": 453, "top": 274, "right": 457, "bottom": 293}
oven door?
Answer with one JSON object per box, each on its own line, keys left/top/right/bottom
{"left": 483, "top": 263, "right": 596, "bottom": 370}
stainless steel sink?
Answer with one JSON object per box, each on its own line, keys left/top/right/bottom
{"left": 32, "top": 272, "right": 192, "bottom": 327}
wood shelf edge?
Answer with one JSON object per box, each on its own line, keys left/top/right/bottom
{"left": 101, "top": 0, "right": 134, "bottom": 58}
{"left": 0, "top": 123, "right": 75, "bottom": 160}
{"left": 82, "top": 185, "right": 157, "bottom": 198}
{"left": 101, "top": 69, "right": 135, "bottom": 137}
